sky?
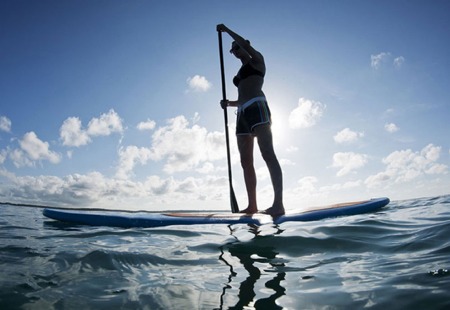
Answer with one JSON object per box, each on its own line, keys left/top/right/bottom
{"left": 1, "top": 0, "right": 449, "bottom": 211}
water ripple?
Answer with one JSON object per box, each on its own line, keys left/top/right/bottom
{"left": 1, "top": 195, "right": 449, "bottom": 309}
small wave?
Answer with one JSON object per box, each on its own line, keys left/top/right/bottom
{"left": 77, "top": 249, "right": 217, "bottom": 272}
{"left": 1, "top": 195, "right": 450, "bottom": 309}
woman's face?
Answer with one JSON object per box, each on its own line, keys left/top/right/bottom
{"left": 230, "top": 42, "right": 244, "bottom": 58}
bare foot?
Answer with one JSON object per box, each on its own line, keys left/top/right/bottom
{"left": 261, "top": 205, "right": 285, "bottom": 217}
{"left": 239, "top": 207, "right": 258, "bottom": 214}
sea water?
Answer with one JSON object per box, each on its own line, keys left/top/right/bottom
{"left": 1, "top": 195, "right": 449, "bottom": 310}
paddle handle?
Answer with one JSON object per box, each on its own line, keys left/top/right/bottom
{"left": 218, "top": 29, "right": 239, "bottom": 213}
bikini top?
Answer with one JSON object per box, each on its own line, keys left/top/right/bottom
{"left": 233, "top": 62, "right": 265, "bottom": 87}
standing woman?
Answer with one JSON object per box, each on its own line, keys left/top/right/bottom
{"left": 217, "top": 24, "right": 285, "bottom": 216}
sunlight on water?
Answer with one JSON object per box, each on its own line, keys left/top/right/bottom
{"left": 1, "top": 195, "right": 449, "bottom": 309}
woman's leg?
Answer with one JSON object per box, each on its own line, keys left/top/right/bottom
{"left": 237, "top": 134, "right": 258, "bottom": 213}
{"left": 254, "top": 124, "right": 285, "bottom": 215}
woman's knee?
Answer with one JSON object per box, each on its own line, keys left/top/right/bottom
{"left": 258, "top": 140, "right": 276, "bottom": 162}
{"left": 240, "top": 154, "right": 253, "bottom": 169}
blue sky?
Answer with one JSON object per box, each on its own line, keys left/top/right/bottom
{"left": 1, "top": 0, "right": 449, "bottom": 211}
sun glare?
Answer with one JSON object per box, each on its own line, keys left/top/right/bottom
{"left": 269, "top": 100, "right": 291, "bottom": 148}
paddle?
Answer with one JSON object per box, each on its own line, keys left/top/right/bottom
{"left": 217, "top": 28, "right": 239, "bottom": 213}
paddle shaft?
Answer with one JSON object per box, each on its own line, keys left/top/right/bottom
{"left": 218, "top": 30, "right": 239, "bottom": 213}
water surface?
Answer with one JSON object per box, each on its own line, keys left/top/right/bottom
{"left": 1, "top": 196, "right": 449, "bottom": 309}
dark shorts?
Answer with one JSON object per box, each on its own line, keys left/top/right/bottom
{"left": 236, "top": 97, "right": 272, "bottom": 135}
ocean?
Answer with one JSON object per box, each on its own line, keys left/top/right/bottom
{"left": 1, "top": 195, "right": 449, "bottom": 310}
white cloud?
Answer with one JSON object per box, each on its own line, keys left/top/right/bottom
{"left": 9, "top": 149, "right": 33, "bottom": 167}
{"left": 186, "top": 75, "right": 212, "bottom": 92}
{"left": 0, "top": 149, "right": 6, "bottom": 164}
{"left": 286, "top": 145, "right": 299, "bottom": 152}
{"left": 365, "top": 171, "right": 391, "bottom": 188}
{"left": 385, "top": 123, "right": 399, "bottom": 133}
{"left": 86, "top": 109, "right": 123, "bottom": 136}
{"left": 365, "top": 144, "right": 448, "bottom": 188}
{"left": 320, "top": 180, "right": 362, "bottom": 193}
{"left": 285, "top": 176, "right": 368, "bottom": 207}
{"left": 150, "top": 115, "right": 225, "bottom": 173}
{"left": 296, "top": 176, "right": 318, "bottom": 193}
{"left": 60, "top": 117, "right": 91, "bottom": 147}
{"left": 421, "top": 143, "right": 440, "bottom": 161}
{"left": 289, "top": 98, "right": 325, "bottom": 129}
{"left": 0, "top": 170, "right": 125, "bottom": 207}
{"left": 334, "top": 128, "right": 364, "bottom": 144}
{"left": 332, "top": 152, "right": 368, "bottom": 177}
{"left": 280, "top": 158, "right": 295, "bottom": 166}
{"left": 256, "top": 166, "right": 270, "bottom": 181}
{"left": 116, "top": 145, "right": 153, "bottom": 179}
{"left": 60, "top": 109, "right": 123, "bottom": 147}
{"left": 191, "top": 112, "right": 200, "bottom": 124}
{"left": 0, "top": 116, "right": 11, "bottom": 132}
{"left": 137, "top": 119, "right": 156, "bottom": 131}
{"left": 19, "top": 132, "right": 60, "bottom": 164}
{"left": 115, "top": 115, "right": 226, "bottom": 177}
{"left": 0, "top": 168, "right": 229, "bottom": 210}
{"left": 145, "top": 175, "right": 176, "bottom": 196}
{"left": 16, "top": 132, "right": 61, "bottom": 166}
{"left": 371, "top": 52, "right": 391, "bottom": 69}
{"left": 196, "top": 162, "right": 215, "bottom": 174}
{"left": 425, "top": 163, "right": 447, "bottom": 175}
{"left": 393, "top": 56, "right": 405, "bottom": 68}
{"left": 371, "top": 52, "right": 405, "bottom": 69}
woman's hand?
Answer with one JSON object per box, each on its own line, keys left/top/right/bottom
{"left": 216, "top": 24, "right": 229, "bottom": 33}
{"left": 220, "top": 99, "right": 229, "bottom": 109}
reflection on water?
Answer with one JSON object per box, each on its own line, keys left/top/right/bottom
{"left": 218, "top": 225, "right": 287, "bottom": 309}
{"left": 2, "top": 197, "right": 450, "bottom": 309}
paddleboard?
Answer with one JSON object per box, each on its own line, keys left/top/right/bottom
{"left": 42, "top": 197, "right": 389, "bottom": 228}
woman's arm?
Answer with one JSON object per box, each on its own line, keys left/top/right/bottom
{"left": 220, "top": 99, "right": 239, "bottom": 109}
{"left": 217, "top": 24, "right": 264, "bottom": 62}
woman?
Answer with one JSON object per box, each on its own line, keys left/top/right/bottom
{"left": 217, "top": 24, "right": 285, "bottom": 216}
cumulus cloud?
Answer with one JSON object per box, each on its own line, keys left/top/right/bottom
{"left": 286, "top": 176, "right": 363, "bottom": 206}
{"left": 137, "top": 119, "right": 156, "bottom": 131}
{"left": 334, "top": 128, "right": 364, "bottom": 144}
{"left": 0, "top": 116, "right": 11, "bottom": 132}
{"left": 332, "top": 152, "right": 368, "bottom": 177}
{"left": 116, "top": 115, "right": 226, "bottom": 178}
{"left": 371, "top": 52, "right": 405, "bottom": 69}
{"left": 371, "top": 52, "right": 391, "bottom": 69}
{"left": 385, "top": 123, "right": 399, "bottom": 133}
{"left": 0, "top": 150, "right": 6, "bottom": 164}
{"left": 186, "top": 75, "right": 212, "bottom": 92}
{"left": 60, "top": 109, "right": 123, "bottom": 147}
{"left": 289, "top": 98, "right": 325, "bottom": 129}
{"left": 393, "top": 56, "right": 405, "bottom": 68}
{"left": 365, "top": 144, "right": 447, "bottom": 188}
{"left": 20, "top": 132, "right": 61, "bottom": 164}
{"left": 10, "top": 132, "right": 61, "bottom": 167}
{"left": 150, "top": 115, "right": 225, "bottom": 173}
{"left": 116, "top": 145, "right": 153, "bottom": 179}
{"left": 9, "top": 149, "right": 33, "bottom": 167}
{"left": 296, "top": 176, "right": 318, "bottom": 193}
{"left": 0, "top": 170, "right": 133, "bottom": 207}
{"left": 60, "top": 117, "right": 91, "bottom": 147}
{"left": 0, "top": 168, "right": 228, "bottom": 209}
{"left": 87, "top": 109, "right": 123, "bottom": 136}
